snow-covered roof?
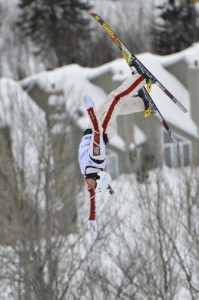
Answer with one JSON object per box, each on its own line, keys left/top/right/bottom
{"left": 153, "top": 43, "right": 199, "bottom": 67}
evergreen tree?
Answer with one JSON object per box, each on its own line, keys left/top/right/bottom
{"left": 180, "top": 0, "right": 199, "bottom": 46}
{"left": 17, "top": 0, "right": 92, "bottom": 68}
{"left": 151, "top": 0, "right": 199, "bottom": 55}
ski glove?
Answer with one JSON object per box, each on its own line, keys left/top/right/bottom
{"left": 84, "top": 95, "right": 94, "bottom": 110}
{"left": 87, "top": 220, "right": 98, "bottom": 232}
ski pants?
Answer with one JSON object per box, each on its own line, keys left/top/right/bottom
{"left": 87, "top": 73, "right": 146, "bottom": 162}
{"left": 97, "top": 73, "right": 146, "bottom": 140}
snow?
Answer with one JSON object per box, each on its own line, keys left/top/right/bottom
{"left": 133, "top": 125, "right": 147, "bottom": 146}
{"left": 108, "top": 134, "right": 127, "bottom": 152}
{"left": 84, "top": 59, "right": 130, "bottom": 82}
{"left": 129, "top": 125, "right": 147, "bottom": 150}
{"left": 155, "top": 43, "right": 199, "bottom": 67}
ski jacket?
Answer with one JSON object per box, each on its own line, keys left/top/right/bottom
{"left": 78, "top": 133, "right": 106, "bottom": 176}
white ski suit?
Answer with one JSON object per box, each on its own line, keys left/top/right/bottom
{"left": 78, "top": 73, "right": 146, "bottom": 230}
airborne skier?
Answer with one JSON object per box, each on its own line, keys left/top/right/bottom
{"left": 78, "top": 73, "right": 149, "bottom": 232}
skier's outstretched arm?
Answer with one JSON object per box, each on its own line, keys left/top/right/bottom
{"left": 85, "top": 185, "right": 98, "bottom": 232}
{"left": 84, "top": 95, "right": 105, "bottom": 162}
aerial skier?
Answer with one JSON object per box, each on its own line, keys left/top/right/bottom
{"left": 78, "top": 73, "right": 149, "bottom": 232}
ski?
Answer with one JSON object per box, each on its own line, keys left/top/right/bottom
{"left": 89, "top": 12, "right": 187, "bottom": 114}
{"left": 140, "top": 87, "right": 179, "bottom": 146}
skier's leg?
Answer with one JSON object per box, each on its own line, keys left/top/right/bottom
{"left": 117, "top": 95, "right": 147, "bottom": 115}
{"left": 84, "top": 96, "right": 105, "bottom": 160}
{"left": 97, "top": 74, "right": 146, "bottom": 139}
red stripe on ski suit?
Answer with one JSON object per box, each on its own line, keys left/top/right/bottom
{"left": 87, "top": 107, "right": 100, "bottom": 148}
{"left": 102, "top": 75, "right": 145, "bottom": 132}
{"left": 89, "top": 189, "right": 96, "bottom": 220}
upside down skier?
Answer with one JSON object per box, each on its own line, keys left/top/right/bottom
{"left": 78, "top": 73, "right": 150, "bottom": 232}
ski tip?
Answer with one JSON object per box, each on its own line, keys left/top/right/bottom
{"left": 178, "top": 102, "right": 188, "bottom": 113}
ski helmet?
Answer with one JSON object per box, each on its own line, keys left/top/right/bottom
{"left": 95, "top": 171, "right": 112, "bottom": 193}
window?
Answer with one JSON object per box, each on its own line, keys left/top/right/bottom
{"left": 106, "top": 150, "right": 119, "bottom": 179}
{"left": 163, "top": 131, "right": 192, "bottom": 168}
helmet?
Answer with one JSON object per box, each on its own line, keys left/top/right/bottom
{"left": 95, "top": 171, "right": 112, "bottom": 193}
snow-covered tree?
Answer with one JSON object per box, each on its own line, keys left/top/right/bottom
{"left": 17, "top": 0, "right": 92, "bottom": 68}
{"left": 89, "top": 0, "right": 154, "bottom": 66}
{"left": 152, "top": 0, "right": 199, "bottom": 55}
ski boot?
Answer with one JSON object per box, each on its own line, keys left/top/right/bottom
{"left": 138, "top": 88, "right": 153, "bottom": 118}
{"left": 130, "top": 58, "right": 152, "bottom": 92}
